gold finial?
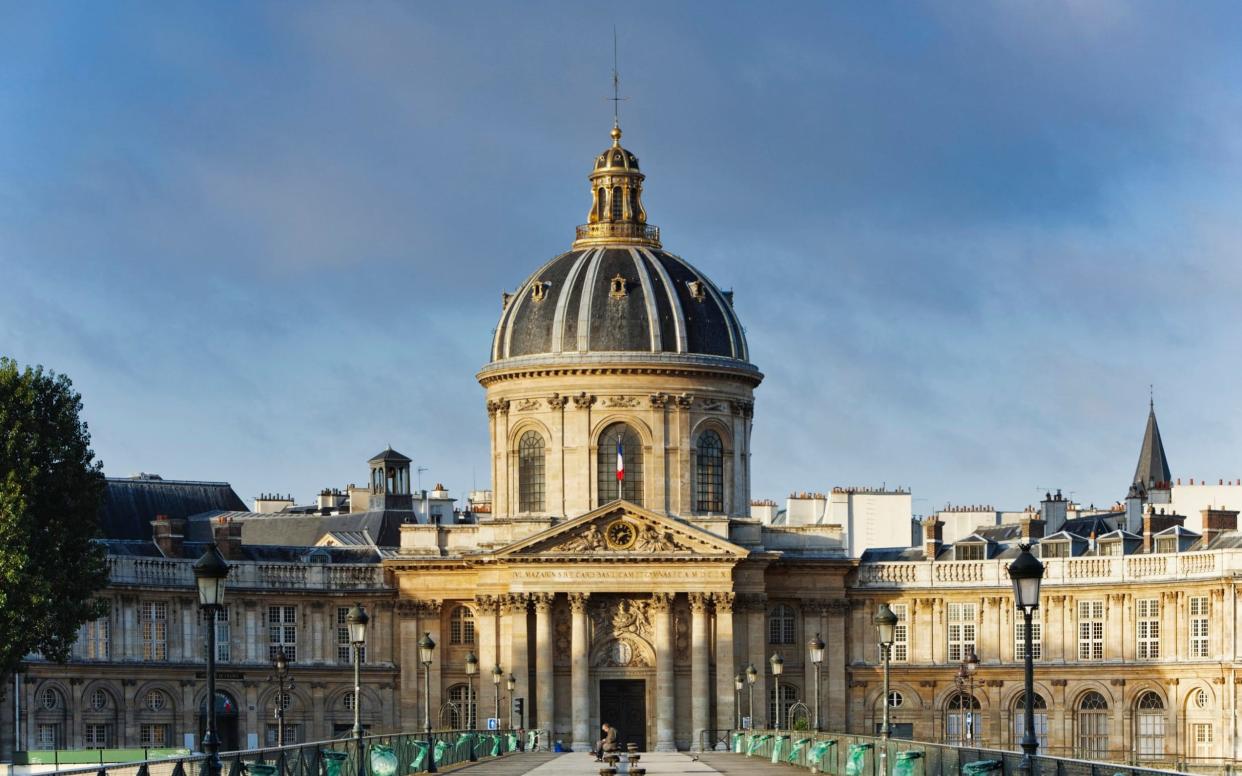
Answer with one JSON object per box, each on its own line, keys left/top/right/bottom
{"left": 610, "top": 124, "right": 622, "bottom": 146}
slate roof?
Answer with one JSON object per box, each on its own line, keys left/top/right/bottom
{"left": 99, "top": 477, "right": 248, "bottom": 541}
{"left": 1134, "top": 403, "right": 1172, "bottom": 489}
{"left": 101, "top": 538, "right": 380, "bottom": 563}
{"left": 368, "top": 447, "right": 411, "bottom": 465}
{"left": 187, "top": 510, "right": 408, "bottom": 548}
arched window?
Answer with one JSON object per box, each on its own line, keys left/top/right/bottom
{"left": 946, "top": 693, "right": 981, "bottom": 745}
{"left": 447, "top": 684, "right": 477, "bottom": 729}
{"left": 610, "top": 186, "right": 623, "bottom": 220}
{"left": 518, "top": 431, "right": 546, "bottom": 513}
{"left": 597, "top": 188, "right": 606, "bottom": 221}
{"left": 695, "top": 430, "right": 724, "bottom": 513}
{"left": 39, "top": 687, "right": 62, "bottom": 710}
{"left": 597, "top": 423, "right": 643, "bottom": 506}
{"left": 1012, "top": 692, "right": 1048, "bottom": 750}
{"left": 629, "top": 189, "right": 640, "bottom": 220}
{"left": 449, "top": 606, "right": 475, "bottom": 645}
{"left": 88, "top": 688, "right": 112, "bottom": 712}
{"left": 1135, "top": 691, "right": 1166, "bottom": 758}
{"left": 768, "top": 684, "right": 798, "bottom": 728}
{"left": 1076, "top": 692, "right": 1109, "bottom": 759}
{"left": 768, "top": 604, "right": 796, "bottom": 645}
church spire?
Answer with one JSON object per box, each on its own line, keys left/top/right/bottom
{"left": 1133, "top": 400, "right": 1172, "bottom": 490}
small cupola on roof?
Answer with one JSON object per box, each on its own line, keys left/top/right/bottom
{"left": 574, "top": 123, "right": 659, "bottom": 249}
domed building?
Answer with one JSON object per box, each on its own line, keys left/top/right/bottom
{"left": 478, "top": 123, "right": 762, "bottom": 520}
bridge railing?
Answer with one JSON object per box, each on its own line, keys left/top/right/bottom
{"left": 724, "top": 729, "right": 1190, "bottom": 776}
{"left": 47, "top": 729, "right": 549, "bottom": 776}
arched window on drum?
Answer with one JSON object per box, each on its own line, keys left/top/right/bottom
{"left": 597, "top": 423, "right": 643, "bottom": 506}
{"left": 695, "top": 430, "right": 724, "bottom": 513}
{"left": 518, "top": 431, "right": 546, "bottom": 513}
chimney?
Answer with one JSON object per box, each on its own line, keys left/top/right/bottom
{"left": 1124, "top": 484, "right": 1144, "bottom": 534}
{"left": 1201, "top": 507, "right": 1239, "bottom": 547}
{"left": 1020, "top": 515, "right": 1046, "bottom": 541}
{"left": 1040, "top": 490, "right": 1068, "bottom": 533}
{"left": 923, "top": 516, "right": 944, "bottom": 560}
{"left": 212, "top": 517, "right": 244, "bottom": 560}
{"left": 151, "top": 514, "right": 186, "bottom": 557}
{"left": 1142, "top": 507, "right": 1185, "bottom": 553}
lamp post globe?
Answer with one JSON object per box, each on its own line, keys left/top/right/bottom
{"left": 734, "top": 672, "right": 744, "bottom": 730}
{"left": 1009, "top": 544, "right": 1045, "bottom": 775}
{"left": 745, "top": 664, "right": 757, "bottom": 730}
{"left": 417, "top": 632, "right": 437, "bottom": 773}
{"left": 874, "top": 602, "right": 899, "bottom": 774}
{"left": 492, "top": 665, "right": 502, "bottom": 729}
{"left": 268, "top": 650, "right": 294, "bottom": 749}
{"left": 768, "top": 653, "right": 784, "bottom": 731}
{"left": 345, "top": 604, "right": 368, "bottom": 776}
{"left": 506, "top": 673, "right": 516, "bottom": 730}
{"left": 464, "top": 651, "right": 479, "bottom": 760}
{"left": 808, "top": 633, "right": 825, "bottom": 731}
{"left": 193, "top": 543, "right": 230, "bottom": 776}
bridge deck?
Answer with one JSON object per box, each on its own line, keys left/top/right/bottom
{"left": 448, "top": 751, "right": 802, "bottom": 775}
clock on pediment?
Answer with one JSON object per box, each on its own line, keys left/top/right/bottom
{"left": 604, "top": 519, "right": 638, "bottom": 550}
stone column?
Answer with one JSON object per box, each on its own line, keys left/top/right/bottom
{"left": 689, "top": 593, "right": 711, "bottom": 750}
{"left": 506, "top": 594, "right": 531, "bottom": 732}
{"left": 713, "top": 593, "right": 736, "bottom": 744}
{"left": 533, "top": 593, "right": 555, "bottom": 735}
{"left": 476, "top": 596, "right": 500, "bottom": 725}
{"left": 649, "top": 393, "right": 670, "bottom": 513}
{"left": 569, "top": 593, "right": 591, "bottom": 751}
{"left": 743, "top": 595, "right": 768, "bottom": 728}
{"left": 652, "top": 592, "right": 676, "bottom": 751}
{"left": 826, "top": 599, "right": 849, "bottom": 731}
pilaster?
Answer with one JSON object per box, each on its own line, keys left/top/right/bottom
{"left": 689, "top": 593, "right": 711, "bottom": 750}
{"left": 533, "top": 593, "right": 555, "bottom": 735}
{"left": 652, "top": 592, "right": 677, "bottom": 750}
{"left": 713, "top": 593, "right": 736, "bottom": 742}
{"left": 569, "top": 592, "right": 591, "bottom": 751}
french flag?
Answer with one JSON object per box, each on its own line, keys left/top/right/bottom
{"left": 616, "top": 437, "right": 625, "bottom": 482}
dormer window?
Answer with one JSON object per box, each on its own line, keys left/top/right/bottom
{"left": 1155, "top": 536, "right": 1178, "bottom": 554}
{"left": 1098, "top": 541, "right": 1122, "bottom": 557}
{"left": 307, "top": 550, "right": 330, "bottom": 565}
{"left": 1040, "top": 541, "right": 1068, "bottom": 559}
{"left": 609, "top": 274, "right": 628, "bottom": 299}
{"left": 531, "top": 281, "right": 548, "bottom": 303}
{"left": 956, "top": 543, "right": 985, "bottom": 561}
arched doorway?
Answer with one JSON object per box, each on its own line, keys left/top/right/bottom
{"left": 198, "top": 691, "right": 240, "bottom": 752}
{"left": 946, "top": 693, "right": 980, "bottom": 745}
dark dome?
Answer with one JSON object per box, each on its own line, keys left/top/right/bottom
{"left": 490, "top": 247, "right": 750, "bottom": 365}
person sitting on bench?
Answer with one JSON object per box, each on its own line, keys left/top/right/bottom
{"left": 592, "top": 722, "right": 618, "bottom": 761}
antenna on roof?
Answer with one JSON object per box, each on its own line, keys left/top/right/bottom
{"left": 610, "top": 26, "right": 627, "bottom": 127}
{"left": 417, "top": 466, "right": 429, "bottom": 492}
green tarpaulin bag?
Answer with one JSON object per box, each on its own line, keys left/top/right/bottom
{"left": 488, "top": 735, "right": 501, "bottom": 756}
{"left": 321, "top": 750, "right": 349, "bottom": 776}
{"left": 506, "top": 733, "right": 518, "bottom": 751}
{"left": 246, "top": 765, "right": 277, "bottom": 776}
{"left": 894, "top": 751, "right": 924, "bottom": 776}
{"left": 788, "top": 737, "right": 812, "bottom": 764}
{"left": 732, "top": 732, "right": 744, "bottom": 753}
{"left": 526, "top": 730, "right": 537, "bottom": 750}
{"left": 771, "top": 735, "right": 787, "bottom": 764}
{"left": 369, "top": 744, "right": 397, "bottom": 776}
{"left": 747, "top": 733, "right": 770, "bottom": 757}
{"left": 845, "top": 742, "right": 873, "bottom": 776}
{"left": 961, "top": 760, "right": 1002, "bottom": 775}
{"left": 809, "top": 740, "right": 835, "bottom": 764}
{"left": 432, "top": 740, "right": 449, "bottom": 766}
{"left": 410, "top": 741, "right": 430, "bottom": 771}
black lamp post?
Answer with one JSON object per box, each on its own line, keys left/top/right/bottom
{"left": 267, "top": 650, "right": 294, "bottom": 749}
{"left": 1009, "top": 544, "right": 1045, "bottom": 776}
{"left": 745, "top": 664, "right": 757, "bottom": 730}
{"left": 194, "top": 543, "right": 230, "bottom": 776}
{"left": 492, "top": 665, "right": 503, "bottom": 729}
{"left": 464, "top": 651, "right": 478, "bottom": 760}
{"left": 808, "top": 633, "right": 825, "bottom": 731}
{"left": 418, "top": 632, "right": 437, "bottom": 773}
{"left": 733, "top": 673, "right": 744, "bottom": 730}
{"left": 769, "top": 653, "right": 784, "bottom": 731}
{"left": 346, "top": 604, "right": 369, "bottom": 776}
{"left": 874, "top": 603, "right": 898, "bottom": 776}
{"left": 506, "top": 674, "right": 516, "bottom": 730}
{"left": 955, "top": 650, "right": 979, "bottom": 743}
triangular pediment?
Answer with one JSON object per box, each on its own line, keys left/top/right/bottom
{"left": 493, "top": 501, "right": 748, "bottom": 559}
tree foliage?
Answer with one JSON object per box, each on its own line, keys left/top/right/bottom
{"left": 0, "top": 357, "right": 108, "bottom": 681}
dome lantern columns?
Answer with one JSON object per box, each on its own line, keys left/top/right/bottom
{"left": 575, "top": 124, "right": 659, "bottom": 249}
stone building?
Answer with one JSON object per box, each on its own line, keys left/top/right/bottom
{"left": 5, "top": 121, "right": 1242, "bottom": 770}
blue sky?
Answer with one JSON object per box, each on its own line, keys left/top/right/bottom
{"left": 3, "top": 2, "right": 1241, "bottom": 515}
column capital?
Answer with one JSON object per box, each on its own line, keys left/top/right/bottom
{"left": 712, "top": 592, "right": 735, "bottom": 613}
{"left": 531, "top": 592, "right": 555, "bottom": 612}
{"left": 502, "top": 593, "right": 530, "bottom": 614}
{"left": 568, "top": 592, "right": 591, "bottom": 613}
{"left": 475, "top": 595, "right": 501, "bottom": 615}
{"left": 649, "top": 592, "right": 674, "bottom": 612}
{"left": 688, "top": 592, "right": 711, "bottom": 613}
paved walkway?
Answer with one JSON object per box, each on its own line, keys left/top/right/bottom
{"left": 448, "top": 751, "right": 800, "bottom": 775}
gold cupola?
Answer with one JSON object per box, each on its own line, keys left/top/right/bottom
{"left": 572, "top": 123, "right": 661, "bottom": 248}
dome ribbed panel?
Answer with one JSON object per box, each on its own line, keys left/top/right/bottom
{"left": 647, "top": 251, "right": 736, "bottom": 358}
{"left": 586, "top": 249, "right": 652, "bottom": 352}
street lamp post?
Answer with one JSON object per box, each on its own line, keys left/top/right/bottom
{"left": 418, "top": 632, "right": 437, "bottom": 773}
{"left": 492, "top": 665, "right": 502, "bottom": 729}
{"left": 506, "top": 674, "right": 516, "bottom": 731}
{"left": 745, "top": 664, "right": 757, "bottom": 730}
{"left": 194, "top": 543, "right": 230, "bottom": 776}
{"left": 733, "top": 673, "right": 744, "bottom": 730}
{"left": 346, "top": 604, "right": 369, "bottom": 776}
{"left": 464, "top": 651, "right": 478, "bottom": 761}
{"left": 267, "top": 650, "right": 295, "bottom": 749}
{"left": 808, "top": 633, "right": 825, "bottom": 731}
{"left": 875, "top": 603, "right": 898, "bottom": 776}
{"left": 768, "top": 653, "right": 784, "bottom": 731}
{"left": 956, "top": 650, "right": 979, "bottom": 743}
{"left": 1009, "top": 544, "right": 1045, "bottom": 776}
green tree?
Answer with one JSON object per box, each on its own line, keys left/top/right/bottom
{"left": 0, "top": 357, "right": 108, "bottom": 681}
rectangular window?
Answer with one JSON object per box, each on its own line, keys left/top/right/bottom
{"left": 269, "top": 605, "right": 297, "bottom": 663}
{"left": 1040, "top": 542, "right": 1068, "bottom": 559}
{"left": 265, "top": 724, "right": 302, "bottom": 747}
{"left": 1098, "top": 541, "right": 1122, "bottom": 556}
{"left": 1193, "top": 723, "right": 1214, "bottom": 758}
{"left": 215, "top": 606, "right": 231, "bottom": 662}
{"left": 1137, "top": 598, "right": 1160, "bottom": 659}
{"left": 1014, "top": 607, "right": 1042, "bottom": 661}
{"left": 84, "top": 724, "right": 112, "bottom": 749}
{"left": 956, "top": 544, "right": 985, "bottom": 561}
{"left": 1078, "top": 600, "right": 1104, "bottom": 661}
{"left": 141, "top": 601, "right": 168, "bottom": 661}
{"left": 891, "top": 604, "right": 908, "bottom": 663}
{"left": 1155, "top": 537, "right": 1178, "bottom": 553}
{"left": 946, "top": 602, "right": 977, "bottom": 662}
{"left": 337, "top": 606, "right": 366, "bottom": 663}
{"left": 140, "top": 724, "right": 168, "bottom": 747}
{"left": 81, "top": 617, "right": 110, "bottom": 661}
{"left": 35, "top": 724, "right": 60, "bottom": 750}
{"left": 1190, "top": 596, "right": 1209, "bottom": 658}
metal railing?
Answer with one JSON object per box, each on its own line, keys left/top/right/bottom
{"left": 573, "top": 222, "right": 661, "bottom": 245}
{"left": 47, "top": 729, "right": 548, "bottom": 776}
{"left": 724, "top": 729, "right": 1191, "bottom": 776}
